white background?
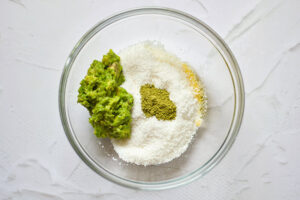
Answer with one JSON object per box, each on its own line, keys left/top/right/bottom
{"left": 0, "top": 0, "right": 300, "bottom": 199}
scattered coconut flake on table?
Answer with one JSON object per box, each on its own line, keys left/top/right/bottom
{"left": 112, "top": 41, "right": 206, "bottom": 166}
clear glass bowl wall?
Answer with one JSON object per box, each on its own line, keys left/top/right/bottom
{"left": 59, "top": 8, "right": 244, "bottom": 190}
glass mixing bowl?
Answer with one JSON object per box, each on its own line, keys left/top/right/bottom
{"left": 59, "top": 7, "right": 245, "bottom": 190}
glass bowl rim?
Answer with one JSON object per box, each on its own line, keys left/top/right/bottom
{"left": 58, "top": 7, "right": 245, "bottom": 190}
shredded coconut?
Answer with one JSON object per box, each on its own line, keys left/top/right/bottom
{"left": 112, "top": 41, "right": 204, "bottom": 166}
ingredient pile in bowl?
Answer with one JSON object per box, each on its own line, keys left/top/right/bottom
{"left": 78, "top": 41, "right": 207, "bottom": 166}
{"left": 78, "top": 50, "right": 133, "bottom": 139}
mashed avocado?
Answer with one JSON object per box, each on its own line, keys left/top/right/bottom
{"left": 78, "top": 50, "right": 133, "bottom": 139}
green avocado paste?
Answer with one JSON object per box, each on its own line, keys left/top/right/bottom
{"left": 140, "top": 84, "right": 176, "bottom": 120}
{"left": 78, "top": 50, "right": 134, "bottom": 139}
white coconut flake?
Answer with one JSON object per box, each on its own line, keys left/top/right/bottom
{"left": 112, "top": 41, "right": 204, "bottom": 166}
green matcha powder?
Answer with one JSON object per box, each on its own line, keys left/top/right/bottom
{"left": 140, "top": 84, "right": 176, "bottom": 120}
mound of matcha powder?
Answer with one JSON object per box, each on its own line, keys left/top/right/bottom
{"left": 140, "top": 84, "right": 176, "bottom": 120}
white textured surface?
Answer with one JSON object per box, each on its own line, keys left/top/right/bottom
{"left": 0, "top": 0, "right": 300, "bottom": 199}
